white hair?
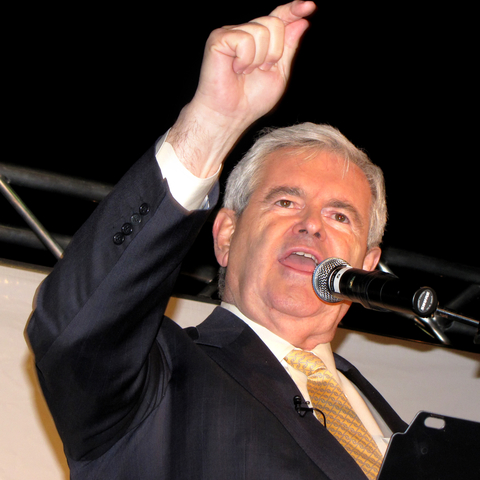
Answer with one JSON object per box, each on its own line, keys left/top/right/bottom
{"left": 223, "top": 122, "right": 387, "bottom": 249}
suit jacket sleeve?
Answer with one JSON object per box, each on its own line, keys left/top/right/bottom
{"left": 26, "top": 136, "right": 218, "bottom": 461}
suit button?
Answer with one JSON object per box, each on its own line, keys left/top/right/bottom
{"left": 121, "top": 223, "right": 133, "bottom": 235}
{"left": 139, "top": 203, "right": 150, "bottom": 215}
{"left": 113, "top": 232, "right": 125, "bottom": 245}
{"left": 130, "top": 213, "right": 142, "bottom": 225}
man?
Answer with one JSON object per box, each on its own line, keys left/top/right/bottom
{"left": 27, "top": 2, "right": 406, "bottom": 479}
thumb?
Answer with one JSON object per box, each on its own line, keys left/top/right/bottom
{"left": 270, "top": 1, "right": 316, "bottom": 57}
{"left": 269, "top": 1, "right": 317, "bottom": 26}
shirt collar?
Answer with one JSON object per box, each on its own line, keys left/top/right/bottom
{"left": 220, "top": 302, "right": 337, "bottom": 373}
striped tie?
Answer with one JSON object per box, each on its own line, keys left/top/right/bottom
{"left": 285, "top": 349, "right": 382, "bottom": 479}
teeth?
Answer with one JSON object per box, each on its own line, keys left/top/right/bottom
{"left": 293, "top": 252, "right": 319, "bottom": 265}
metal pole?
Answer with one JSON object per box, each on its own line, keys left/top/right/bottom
{"left": 0, "top": 175, "right": 63, "bottom": 259}
{"left": 0, "top": 163, "right": 112, "bottom": 202}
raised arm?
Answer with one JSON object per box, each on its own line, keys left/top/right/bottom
{"left": 26, "top": 2, "right": 315, "bottom": 463}
{"left": 168, "top": 1, "right": 316, "bottom": 178}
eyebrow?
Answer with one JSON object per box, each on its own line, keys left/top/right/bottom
{"left": 264, "top": 186, "right": 305, "bottom": 202}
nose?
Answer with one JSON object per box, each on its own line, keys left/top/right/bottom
{"left": 293, "top": 209, "right": 323, "bottom": 239}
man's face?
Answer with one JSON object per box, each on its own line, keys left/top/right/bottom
{"left": 213, "top": 148, "right": 381, "bottom": 349}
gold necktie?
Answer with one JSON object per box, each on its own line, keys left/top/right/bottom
{"left": 285, "top": 349, "right": 382, "bottom": 479}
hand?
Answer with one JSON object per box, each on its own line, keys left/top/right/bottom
{"left": 194, "top": 1, "right": 316, "bottom": 130}
{"left": 169, "top": 1, "right": 316, "bottom": 178}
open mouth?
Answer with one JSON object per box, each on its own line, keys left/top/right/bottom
{"left": 280, "top": 251, "right": 319, "bottom": 273}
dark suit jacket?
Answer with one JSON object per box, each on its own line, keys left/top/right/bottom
{"left": 27, "top": 140, "right": 407, "bottom": 479}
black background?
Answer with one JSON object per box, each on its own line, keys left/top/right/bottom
{"left": 4, "top": 2, "right": 479, "bottom": 351}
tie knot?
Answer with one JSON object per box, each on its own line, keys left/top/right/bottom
{"left": 285, "top": 349, "right": 327, "bottom": 377}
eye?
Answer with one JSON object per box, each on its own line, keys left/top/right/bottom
{"left": 275, "top": 199, "right": 294, "bottom": 208}
{"left": 334, "top": 213, "right": 349, "bottom": 223}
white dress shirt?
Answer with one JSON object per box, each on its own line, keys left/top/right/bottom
{"left": 155, "top": 136, "right": 389, "bottom": 455}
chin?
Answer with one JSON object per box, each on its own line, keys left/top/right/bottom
{"left": 270, "top": 292, "right": 330, "bottom": 319}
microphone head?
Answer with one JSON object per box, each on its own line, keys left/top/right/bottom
{"left": 312, "top": 257, "right": 350, "bottom": 303}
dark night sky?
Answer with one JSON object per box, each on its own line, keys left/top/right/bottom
{"left": 5, "top": 2, "right": 479, "bottom": 350}
{"left": 15, "top": 2, "right": 476, "bottom": 256}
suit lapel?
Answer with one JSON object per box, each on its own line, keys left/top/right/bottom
{"left": 192, "top": 307, "right": 367, "bottom": 480}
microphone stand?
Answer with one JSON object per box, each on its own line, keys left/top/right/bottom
{"left": 436, "top": 308, "right": 480, "bottom": 345}
{"left": 378, "top": 262, "right": 480, "bottom": 346}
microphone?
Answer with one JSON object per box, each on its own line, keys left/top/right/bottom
{"left": 293, "top": 395, "right": 312, "bottom": 417}
{"left": 312, "top": 257, "right": 438, "bottom": 317}
{"left": 293, "top": 396, "right": 327, "bottom": 426}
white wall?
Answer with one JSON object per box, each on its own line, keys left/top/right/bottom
{"left": 1, "top": 263, "right": 479, "bottom": 479}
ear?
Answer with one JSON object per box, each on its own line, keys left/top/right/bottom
{"left": 212, "top": 208, "right": 237, "bottom": 268}
{"left": 362, "top": 246, "right": 382, "bottom": 272}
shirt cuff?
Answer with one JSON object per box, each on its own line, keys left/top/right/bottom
{"left": 156, "top": 138, "right": 219, "bottom": 211}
